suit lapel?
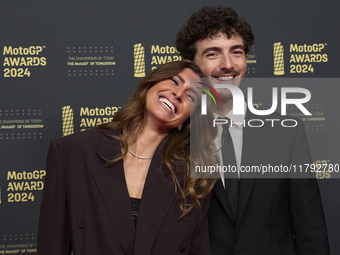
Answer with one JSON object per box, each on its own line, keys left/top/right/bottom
{"left": 213, "top": 179, "right": 236, "bottom": 224}
{"left": 134, "top": 144, "right": 174, "bottom": 254}
{"left": 93, "top": 131, "right": 135, "bottom": 255}
{"left": 236, "top": 112, "right": 267, "bottom": 228}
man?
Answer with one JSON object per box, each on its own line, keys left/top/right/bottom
{"left": 176, "top": 6, "right": 329, "bottom": 255}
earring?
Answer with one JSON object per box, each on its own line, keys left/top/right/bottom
{"left": 178, "top": 124, "right": 182, "bottom": 131}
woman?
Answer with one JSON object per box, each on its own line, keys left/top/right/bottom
{"left": 37, "top": 61, "right": 216, "bottom": 255}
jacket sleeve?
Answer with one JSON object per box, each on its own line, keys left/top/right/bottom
{"left": 289, "top": 120, "right": 330, "bottom": 255}
{"left": 37, "top": 140, "right": 72, "bottom": 255}
{"left": 189, "top": 193, "right": 212, "bottom": 255}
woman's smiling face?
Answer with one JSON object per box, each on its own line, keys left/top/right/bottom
{"left": 145, "top": 67, "right": 202, "bottom": 131}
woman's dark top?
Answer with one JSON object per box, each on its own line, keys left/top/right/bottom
{"left": 130, "top": 197, "right": 141, "bottom": 225}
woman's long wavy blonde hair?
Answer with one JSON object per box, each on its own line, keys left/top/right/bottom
{"left": 99, "top": 61, "right": 217, "bottom": 218}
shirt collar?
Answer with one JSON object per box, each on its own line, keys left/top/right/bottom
{"left": 213, "top": 101, "right": 247, "bottom": 128}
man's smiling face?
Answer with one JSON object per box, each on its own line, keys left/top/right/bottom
{"left": 194, "top": 32, "right": 247, "bottom": 101}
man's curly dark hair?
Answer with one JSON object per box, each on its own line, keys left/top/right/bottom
{"left": 176, "top": 6, "right": 255, "bottom": 61}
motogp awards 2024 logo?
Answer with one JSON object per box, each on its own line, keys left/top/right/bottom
{"left": 273, "top": 42, "right": 328, "bottom": 76}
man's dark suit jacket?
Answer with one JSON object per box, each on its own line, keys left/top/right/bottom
{"left": 208, "top": 112, "right": 329, "bottom": 255}
{"left": 37, "top": 128, "right": 211, "bottom": 255}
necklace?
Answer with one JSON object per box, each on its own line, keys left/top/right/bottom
{"left": 129, "top": 150, "right": 152, "bottom": 160}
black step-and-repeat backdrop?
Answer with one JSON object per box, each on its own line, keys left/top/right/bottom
{"left": 1, "top": 0, "right": 339, "bottom": 254}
